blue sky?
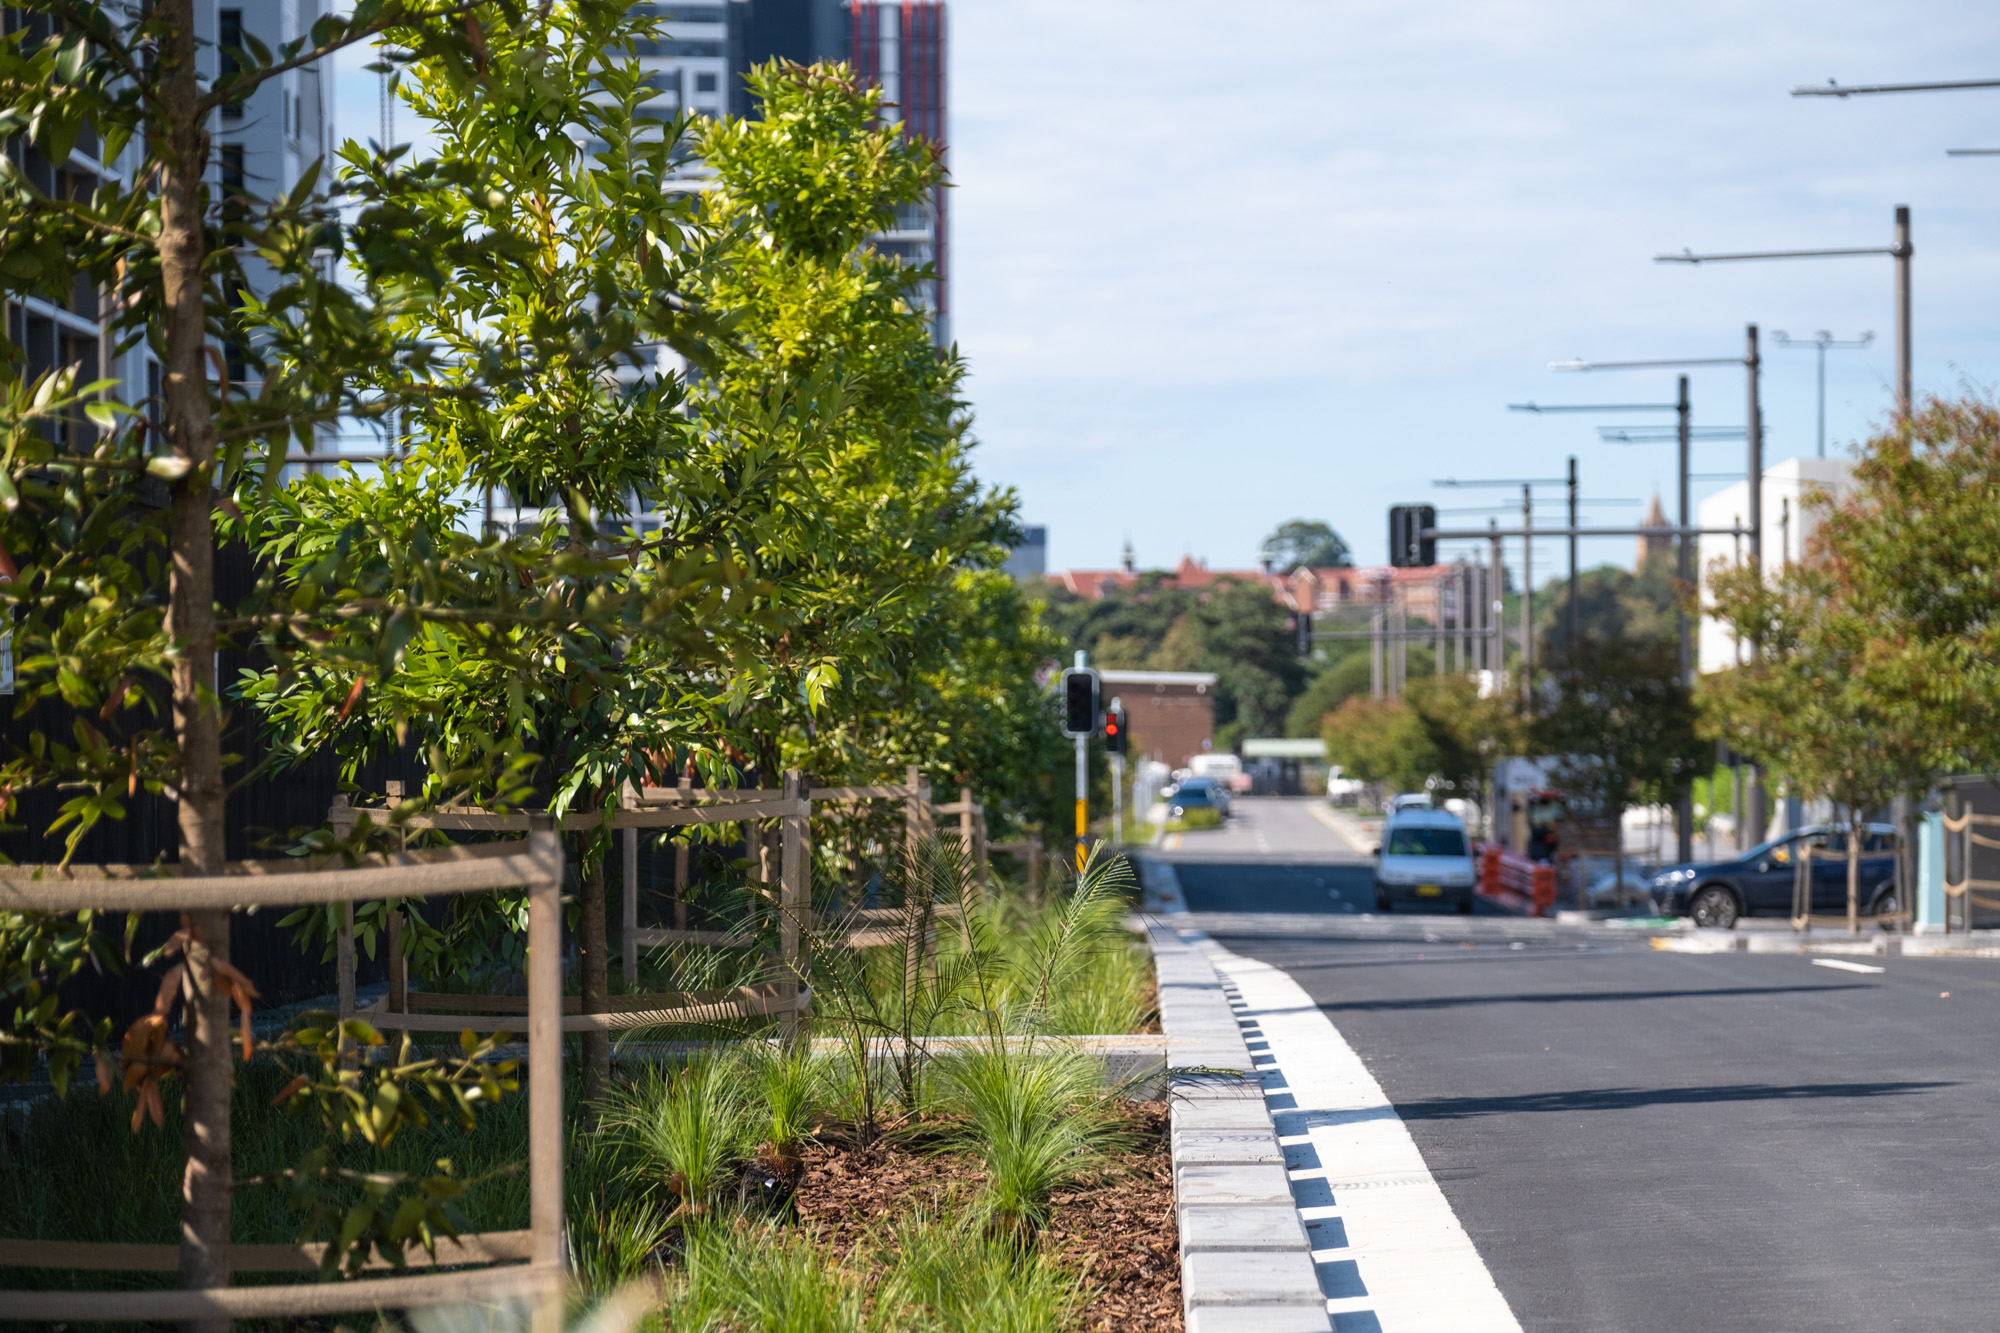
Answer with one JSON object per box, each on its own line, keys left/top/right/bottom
{"left": 332, "top": 2, "right": 2000, "bottom": 583}
{"left": 946, "top": 0, "right": 2000, "bottom": 579}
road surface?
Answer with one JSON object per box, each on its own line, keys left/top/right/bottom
{"left": 1159, "top": 796, "right": 2000, "bottom": 1332}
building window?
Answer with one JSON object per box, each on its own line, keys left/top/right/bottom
{"left": 218, "top": 9, "right": 245, "bottom": 118}
{"left": 219, "top": 143, "right": 245, "bottom": 198}
{"left": 695, "top": 71, "right": 718, "bottom": 92}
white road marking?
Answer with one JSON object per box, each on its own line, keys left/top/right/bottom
{"left": 1191, "top": 929, "right": 1524, "bottom": 1332}
{"left": 1812, "top": 957, "right": 1886, "bottom": 974}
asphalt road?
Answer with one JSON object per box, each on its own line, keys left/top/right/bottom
{"left": 1164, "top": 797, "right": 2000, "bottom": 1333}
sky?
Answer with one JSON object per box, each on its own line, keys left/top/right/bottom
{"left": 945, "top": 0, "right": 2000, "bottom": 581}
{"left": 328, "top": 2, "right": 2000, "bottom": 586}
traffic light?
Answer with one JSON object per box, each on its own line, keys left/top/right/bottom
{"left": 1061, "top": 667, "right": 1099, "bottom": 737}
{"left": 1104, "top": 698, "right": 1128, "bottom": 755}
{"left": 1389, "top": 504, "right": 1437, "bottom": 568}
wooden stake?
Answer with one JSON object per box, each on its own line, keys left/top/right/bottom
{"left": 622, "top": 825, "right": 639, "bottom": 985}
{"left": 780, "top": 770, "right": 806, "bottom": 1041}
{"left": 525, "top": 827, "right": 564, "bottom": 1332}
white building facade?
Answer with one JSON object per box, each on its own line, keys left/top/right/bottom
{"left": 1696, "top": 456, "right": 1858, "bottom": 674}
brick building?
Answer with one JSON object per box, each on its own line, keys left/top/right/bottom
{"left": 1051, "top": 555, "right": 1454, "bottom": 623}
{"left": 1099, "top": 670, "right": 1218, "bottom": 770}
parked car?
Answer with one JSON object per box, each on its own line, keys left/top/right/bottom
{"left": 1584, "top": 867, "right": 1659, "bottom": 911}
{"left": 1652, "top": 823, "right": 1900, "bottom": 929}
{"left": 1165, "top": 783, "right": 1223, "bottom": 824}
{"left": 1373, "top": 807, "right": 1476, "bottom": 913}
{"left": 1169, "top": 776, "right": 1231, "bottom": 817}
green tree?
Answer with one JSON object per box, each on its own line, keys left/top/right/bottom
{"left": 244, "top": 1, "right": 771, "bottom": 1093}
{"left": 1536, "top": 637, "right": 1702, "bottom": 887}
{"left": 1260, "top": 518, "right": 1351, "bottom": 571}
{"left": 0, "top": 0, "right": 523, "bottom": 1298}
{"left": 1321, "top": 697, "right": 1437, "bottom": 797}
{"left": 1534, "top": 547, "right": 1681, "bottom": 661}
{"left": 1701, "top": 397, "right": 2000, "bottom": 924}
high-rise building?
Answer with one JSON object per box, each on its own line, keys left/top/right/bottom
{"left": 3, "top": 3, "right": 332, "bottom": 451}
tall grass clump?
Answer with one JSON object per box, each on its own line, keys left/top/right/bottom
{"left": 745, "top": 1040, "right": 833, "bottom": 1176}
{"left": 665, "top": 1220, "right": 870, "bottom": 1333}
{"left": 596, "top": 1056, "right": 750, "bottom": 1218}
{"left": 934, "top": 1043, "right": 1123, "bottom": 1240}
{"left": 882, "top": 1211, "right": 1085, "bottom": 1333}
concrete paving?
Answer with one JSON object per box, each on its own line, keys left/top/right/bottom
{"left": 1161, "top": 796, "right": 2000, "bottom": 1333}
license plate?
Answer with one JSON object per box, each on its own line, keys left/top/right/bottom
{"left": 1415, "top": 885, "right": 1442, "bottom": 897}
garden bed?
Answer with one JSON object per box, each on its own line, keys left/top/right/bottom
{"left": 790, "top": 1100, "right": 1181, "bottom": 1331}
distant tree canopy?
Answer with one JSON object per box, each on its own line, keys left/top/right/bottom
{"left": 1534, "top": 547, "right": 1681, "bottom": 662}
{"left": 1042, "top": 576, "right": 1304, "bottom": 743}
{"left": 1260, "top": 519, "right": 1352, "bottom": 571}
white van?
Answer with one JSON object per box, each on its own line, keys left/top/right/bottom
{"left": 1373, "top": 807, "right": 1476, "bottom": 914}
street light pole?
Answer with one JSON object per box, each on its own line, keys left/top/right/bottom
{"left": 1656, "top": 208, "right": 1913, "bottom": 423}
{"left": 1772, "top": 330, "right": 1874, "bottom": 457}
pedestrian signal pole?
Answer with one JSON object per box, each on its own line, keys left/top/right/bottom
{"left": 1061, "top": 653, "right": 1100, "bottom": 871}
{"left": 1105, "top": 697, "right": 1128, "bottom": 844}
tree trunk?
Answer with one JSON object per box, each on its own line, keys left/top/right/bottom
{"left": 580, "top": 854, "right": 610, "bottom": 1096}
{"left": 1847, "top": 810, "right": 1862, "bottom": 937}
{"left": 158, "top": 0, "right": 231, "bottom": 1322}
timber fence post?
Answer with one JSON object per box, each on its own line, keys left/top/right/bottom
{"left": 526, "top": 822, "right": 565, "bottom": 1333}
{"left": 780, "top": 770, "right": 807, "bottom": 1041}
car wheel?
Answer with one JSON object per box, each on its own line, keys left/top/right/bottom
{"left": 1869, "top": 886, "right": 1900, "bottom": 928}
{"left": 1688, "top": 886, "right": 1740, "bottom": 930}
{"left": 1457, "top": 893, "right": 1474, "bottom": 914}
{"left": 1375, "top": 889, "right": 1391, "bottom": 913}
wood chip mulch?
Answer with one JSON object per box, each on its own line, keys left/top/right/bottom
{"left": 789, "top": 1100, "right": 1182, "bottom": 1331}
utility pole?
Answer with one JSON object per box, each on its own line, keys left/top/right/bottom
{"left": 1520, "top": 483, "right": 1533, "bottom": 710}
{"left": 1566, "top": 456, "right": 1579, "bottom": 666}
{"left": 1488, "top": 521, "right": 1503, "bottom": 686}
{"left": 1745, "top": 325, "right": 1765, "bottom": 851}
{"left": 1773, "top": 330, "right": 1873, "bottom": 457}
{"left": 1674, "top": 376, "right": 1694, "bottom": 861}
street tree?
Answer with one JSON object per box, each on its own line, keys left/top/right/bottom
{"left": 1535, "top": 638, "right": 1703, "bottom": 892}
{"left": 0, "top": 0, "right": 541, "bottom": 1302}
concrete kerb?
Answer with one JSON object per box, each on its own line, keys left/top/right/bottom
{"left": 1141, "top": 899, "right": 1334, "bottom": 1333}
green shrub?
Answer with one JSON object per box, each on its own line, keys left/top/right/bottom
{"left": 1166, "top": 806, "right": 1223, "bottom": 831}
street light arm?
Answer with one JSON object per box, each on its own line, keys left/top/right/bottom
{"left": 1551, "top": 357, "right": 1744, "bottom": 371}
{"left": 1507, "top": 401, "right": 1677, "bottom": 413}
{"left": 1793, "top": 77, "right": 2000, "bottom": 97}
{"left": 1656, "top": 246, "right": 1898, "bottom": 264}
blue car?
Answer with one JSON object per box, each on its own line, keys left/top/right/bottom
{"left": 1652, "top": 823, "right": 1899, "bottom": 929}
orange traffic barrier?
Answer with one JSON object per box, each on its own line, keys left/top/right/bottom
{"left": 1476, "top": 845, "right": 1556, "bottom": 917}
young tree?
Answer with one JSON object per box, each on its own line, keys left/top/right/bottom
{"left": 245, "top": 0, "right": 778, "bottom": 1093}
{"left": 1535, "top": 637, "right": 1702, "bottom": 891}
{"left": 1701, "top": 398, "right": 2000, "bottom": 926}
{"left": 0, "top": 0, "right": 513, "bottom": 1304}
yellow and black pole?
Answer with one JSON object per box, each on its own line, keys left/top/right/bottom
{"left": 1060, "top": 651, "right": 1100, "bottom": 872}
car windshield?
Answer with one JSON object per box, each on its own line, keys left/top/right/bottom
{"left": 1386, "top": 826, "right": 1467, "bottom": 857}
{"left": 1173, "top": 789, "right": 1214, "bottom": 806}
